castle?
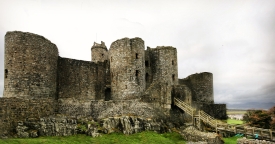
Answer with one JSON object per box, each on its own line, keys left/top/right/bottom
{"left": 0, "top": 31, "right": 226, "bottom": 136}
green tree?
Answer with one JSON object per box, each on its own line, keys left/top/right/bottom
{"left": 269, "top": 106, "right": 275, "bottom": 130}
{"left": 243, "top": 109, "right": 272, "bottom": 129}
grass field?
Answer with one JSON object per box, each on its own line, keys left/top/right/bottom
{"left": 227, "top": 119, "right": 244, "bottom": 125}
{"left": 0, "top": 131, "right": 186, "bottom": 144}
{"left": 0, "top": 118, "right": 246, "bottom": 144}
{"left": 223, "top": 136, "right": 239, "bottom": 144}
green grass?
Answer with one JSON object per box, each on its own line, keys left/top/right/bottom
{"left": 222, "top": 119, "right": 245, "bottom": 143}
{"left": 227, "top": 119, "right": 244, "bottom": 125}
{"left": 0, "top": 131, "right": 186, "bottom": 144}
{"left": 223, "top": 136, "right": 240, "bottom": 144}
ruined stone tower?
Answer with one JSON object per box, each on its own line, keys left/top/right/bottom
{"left": 179, "top": 72, "right": 214, "bottom": 104}
{"left": 109, "top": 38, "right": 145, "bottom": 100}
{"left": 150, "top": 46, "right": 178, "bottom": 85}
{"left": 4, "top": 31, "right": 58, "bottom": 98}
{"left": 91, "top": 41, "right": 108, "bottom": 63}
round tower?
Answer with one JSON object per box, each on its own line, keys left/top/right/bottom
{"left": 186, "top": 72, "right": 214, "bottom": 103}
{"left": 109, "top": 37, "right": 145, "bottom": 100}
{"left": 150, "top": 46, "right": 178, "bottom": 85}
{"left": 4, "top": 31, "right": 58, "bottom": 98}
{"left": 91, "top": 41, "right": 108, "bottom": 63}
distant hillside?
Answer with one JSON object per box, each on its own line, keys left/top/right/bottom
{"left": 227, "top": 102, "right": 275, "bottom": 110}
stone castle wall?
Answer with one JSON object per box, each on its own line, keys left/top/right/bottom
{"left": 0, "top": 97, "right": 56, "bottom": 136}
{"left": 57, "top": 57, "right": 108, "bottom": 100}
{"left": 192, "top": 101, "right": 227, "bottom": 120}
{"left": 1, "top": 31, "right": 227, "bottom": 137}
{"left": 179, "top": 72, "right": 214, "bottom": 104}
{"left": 144, "top": 47, "right": 153, "bottom": 89}
{"left": 109, "top": 38, "right": 145, "bottom": 100}
{"left": 4, "top": 31, "right": 58, "bottom": 98}
{"left": 172, "top": 85, "right": 192, "bottom": 105}
{"left": 143, "top": 46, "right": 178, "bottom": 109}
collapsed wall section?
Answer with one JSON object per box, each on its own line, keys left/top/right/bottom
{"left": 4, "top": 31, "right": 58, "bottom": 98}
{"left": 179, "top": 72, "right": 214, "bottom": 104}
{"left": 109, "top": 37, "right": 145, "bottom": 100}
{"left": 0, "top": 97, "right": 56, "bottom": 136}
{"left": 57, "top": 57, "right": 108, "bottom": 100}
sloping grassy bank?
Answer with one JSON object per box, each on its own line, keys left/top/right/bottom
{"left": 0, "top": 131, "right": 186, "bottom": 144}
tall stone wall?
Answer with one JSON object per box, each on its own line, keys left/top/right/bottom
{"left": 192, "top": 102, "right": 227, "bottom": 120}
{"left": 144, "top": 46, "right": 178, "bottom": 109}
{"left": 0, "top": 97, "right": 56, "bottom": 136}
{"left": 91, "top": 41, "right": 108, "bottom": 63}
{"left": 145, "top": 47, "right": 153, "bottom": 89}
{"left": 179, "top": 72, "right": 214, "bottom": 104}
{"left": 4, "top": 31, "right": 58, "bottom": 98}
{"left": 172, "top": 85, "right": 192, "bottom": 105}
{"left": 57, "top": 57, "right": 108, "bottom": 100}
{"left": 109, "top": 37, "right": 145, "bottom": 100}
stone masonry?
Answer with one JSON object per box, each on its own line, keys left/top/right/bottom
{"left": 1, "top": 31, "right": 227, "bottom": 137}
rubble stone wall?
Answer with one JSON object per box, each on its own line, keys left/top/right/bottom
{"left": 4, "top": 31, "right": 58, "bottom": 98}
{"left": 0, "top": 97, "right": 56, "bottom": 136}
{"left": 179, "top": 72, "right": 214, "bottom": 104}
{"left": 109, "top": 38, "right": 145, "bottom": 100}
{"left": 90, "top": 100, "right": 166, "bottom": 120}
{"left": 57, "top": 57, "right": 108, "bottom": 100}
{"left": 181, "top": 126, "right": 223, "bottom": 144}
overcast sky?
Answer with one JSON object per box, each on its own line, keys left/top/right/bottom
{"left": 0, "top": 0, "right": 274, "bottom": 109}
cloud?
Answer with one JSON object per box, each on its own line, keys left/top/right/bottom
{"left": 0, "top": 0, "right": 275, "bottom": 109}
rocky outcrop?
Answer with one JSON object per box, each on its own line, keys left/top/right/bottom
{"left": 237, "top": 137, "right": 275, "bottom": 144}
{"left": 181, "top": 126, "right": 224, "bottom": 144}
{"left": 101, "top": 116, "right": 167, "bottom": 134}
{"left": 15, "top": 115, "right": 173, "bottom": 138}
{"left": 16, "top": 117, "right": 78, "bottom": 137}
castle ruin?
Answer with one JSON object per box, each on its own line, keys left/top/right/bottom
{"left": 0, "top": 31, "right": 226, "bottom": 137}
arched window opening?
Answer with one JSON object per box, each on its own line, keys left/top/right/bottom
{"left": 136, "top": 53, "right": 139, "bottom": 59}
{"left": 172, "top": 60, "right": 174, "bottom": 65}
